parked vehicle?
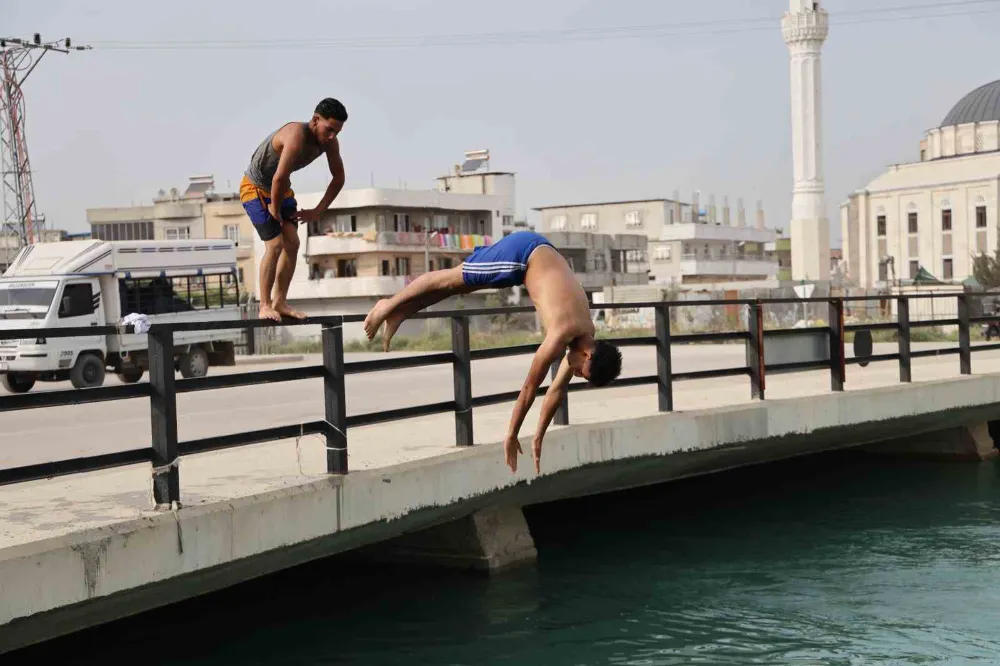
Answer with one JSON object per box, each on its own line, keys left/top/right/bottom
{"left": 0, "top": 239, "right": 243, "bottom": 393}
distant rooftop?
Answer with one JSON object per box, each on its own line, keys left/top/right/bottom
{"left": 533, "top": 198, "right": 687, "bottom": 211}
{"left": 436, "top": 171, "right": 515, "bottom": 180}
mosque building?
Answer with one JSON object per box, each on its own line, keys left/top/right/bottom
{"left": 841, "top": 80, "right": 1000, "bottom": 288}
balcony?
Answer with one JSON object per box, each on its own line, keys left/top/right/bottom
{"left": 679, "top": 256, "right": 778, "bottom": 278}
{"left": 660, "top": 223, "right": 776, "bottom": 244}
{"left": 576, "top": 272, "right": 647, "bottom": 291}
{"left": 305, "top": 231, "right": 493, "bottom": 257}
{"left": 287, "top": 275, "right": 409, "bottom": 300}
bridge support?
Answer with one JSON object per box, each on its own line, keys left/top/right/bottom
{"left": 368, "top": 506, "right": 537, "bottom": 572}
{"left": 863, "top": 422, "right": 999, "bottom": 461}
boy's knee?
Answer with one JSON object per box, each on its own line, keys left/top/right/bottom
{"left": 282, "top": 234, "right": 300, "bottom": 254}
{"left": 263, "top": 236, "right": 283, "bottom": 254}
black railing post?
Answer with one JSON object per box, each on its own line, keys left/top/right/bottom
{"left": 958, "top": 294, "right": 972, "bottom": 375}
{"left": 550, "top": 355, "right": 569, "bottom": 426}
{"left": 451, "top": 316, "right": 473, "bottom": 447}
{"left": 747, "top": 301, "right": 765, "bottom": 400}
{"left": 897, "top": 297, "right": 911, "bottom": 383}
{"left": 148, "top": 327, "right": 180, "bottom": 507}
{"left": 655, "top": 304, "right": 673, "bottom": 412}
{"left": 828, "top": 298, "right": 845, "bottom": 392}
{"left": 246, "top": 325, "right": 256, "bottom": 356}
{"left": 322, "top": 317, "right": 348, "bottom": 474}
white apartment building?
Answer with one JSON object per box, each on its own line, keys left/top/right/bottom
{"left": 535, "top": 196, "right": 777, "bottom": 286}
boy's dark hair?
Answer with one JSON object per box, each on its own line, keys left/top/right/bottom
{"left": 315, "top": 98, "right": 348, "bottom": 122}
{"left": 588, "top": 340, "right": 622, "bottom": 387}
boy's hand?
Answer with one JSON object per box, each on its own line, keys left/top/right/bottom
{"left": 297, "top": 208, "right": 322, "bottom": 223}
{"left": 268, "top": 199, "right": 283, "bottom": 224}
{"left": 504, "top": 434, "right": 523, "bottom": 473}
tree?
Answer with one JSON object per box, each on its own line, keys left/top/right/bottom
{"left": 971, "top": 242, "right": 1000, "bottom": 289}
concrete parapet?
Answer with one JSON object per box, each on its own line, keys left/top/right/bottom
{"left": 364, "top": 507, "right": 538, "bottom": 572}
{"left": 7, "top": 374, "right": 1000, "bottom": 652}
{"left": 862, "top": 422, "right": 999, "bottom": 461}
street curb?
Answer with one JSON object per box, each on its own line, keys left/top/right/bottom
{"left": 234, "top": 355, "right": 305, "bottom": 366}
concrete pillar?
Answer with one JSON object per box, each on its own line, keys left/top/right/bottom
{"left": 367, "top": 506, "right": 537, "bottom": 572}
{"left": 863, "top": 423, "right": 999, "bottom": 461}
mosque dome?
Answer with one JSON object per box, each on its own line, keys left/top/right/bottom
{"left": 941, "top": 79, "right": 1000, "bottom": 127}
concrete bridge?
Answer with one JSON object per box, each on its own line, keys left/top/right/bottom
{"left": 2, "top": 295, "right": 999, "bottom": 655}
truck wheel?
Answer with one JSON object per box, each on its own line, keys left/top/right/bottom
{"left": 179, "top": 347, "right": 209, "bottom": 379}
{"left": 118, "top": 367, "right": 144, "bottom": 384}
{"left": 71, "top": 353, "right": 106, "bottom": 389}
{"left": 2, "top": 373, "right": 35, "bottom": 394}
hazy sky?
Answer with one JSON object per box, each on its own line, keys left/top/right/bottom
{"left": 7, "top": 0, "right": 1000, "bottom": 245}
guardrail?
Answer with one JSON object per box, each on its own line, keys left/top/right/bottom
{"left": 1, "top": 293, "right": 998, "bottom": 507}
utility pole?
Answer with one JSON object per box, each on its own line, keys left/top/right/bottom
{"left": 0, "top": 33, "right": 91, "bottom": 267}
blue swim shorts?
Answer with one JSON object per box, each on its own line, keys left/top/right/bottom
{"left": 461, "top": 231, "right": 554, "bottom": 288}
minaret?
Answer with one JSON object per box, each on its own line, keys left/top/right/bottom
{"left": 782, "top": 0, "right": 830, "bottom": 281}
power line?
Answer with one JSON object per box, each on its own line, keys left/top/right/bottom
{"left": 83, "top": 0, "right": 1000, "bottom": 51}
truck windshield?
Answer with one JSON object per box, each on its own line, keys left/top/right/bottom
{"left": 0, "top": 284, "right": 57, "bottom": 318}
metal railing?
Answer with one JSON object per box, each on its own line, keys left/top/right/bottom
{"left": 1, "top": 293, "right": 999, "bottom": 507}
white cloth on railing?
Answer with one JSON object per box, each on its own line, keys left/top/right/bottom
{"left": 121, "top": 313, "right": 151, "bottom": 334}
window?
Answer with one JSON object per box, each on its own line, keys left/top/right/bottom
{"left": 91, "top": 221, "right": 152, "bottom": 241}
{"left": 877, "top": 215, "right": 886, "bottom": 237}
{"left": 165, "top": 227, "right": 190, "bottom": 240}
{"left": 58, "top": 283, "right": 95, "bottom": 318}
{"left": 878, "top": 262, "right": 888, "bottom": 282}
{"left": 550, "top": 215, "right": 567, "bottom": 231}
{"left": 393, "top": 214, "right": 410, "bottom": 232}
{"left": 943, "top": 258, "right": 954, "bottom": 280}
{"left": 580, "top": 213, "right": 597, "bottom": 231}
{"left": 439, "top": 258, "right": 453, "bottom": 269}
{"left": 654, "top": 246, "right": 671, "bottom": 261}
{"left": 502, "top": 215, "right": 514, "bottom": 227}
{"left": 942, "top": 209, "right": 952, "bottom": 231}
{"left": 908, "top": 212, "right": 918, "bottom": 234}
{"left": 117, "top": 275, "right": 238, "bottom": 315}
{"left": 337, "top": 259, "right": 358, "bottom": 277}
{"left": 909, "top": 260, "right": 919, "bottom": 278}
{"left": 394, "top": 257, "right": 410, "bottom": 276}
{"left": 381, "top": 260, "right": 390, "bottom": 276}
{"left": 977, "top": 206, "right": 987, "bottom": 228}
{"left": 625, "top": 210, "right": 643, "bottom": 228}
{"left": 223, "top": 224, "right": 240, "bottom": 243}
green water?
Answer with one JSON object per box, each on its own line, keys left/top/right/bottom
{"left": 12, "top": 452, "right": 1000, "bottom": 665}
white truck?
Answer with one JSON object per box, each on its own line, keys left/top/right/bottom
{"left": 0, "top": 239, "right": 246, "bottom": 393}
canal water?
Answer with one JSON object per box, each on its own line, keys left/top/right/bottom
{"left": 12, "top": 451, "right": 1000, "bottom": 665}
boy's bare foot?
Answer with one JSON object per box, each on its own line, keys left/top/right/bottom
{"left": 364, "top": 299, "right": 392, "bottom": 340}
{"left": 273, "top": 301, "right": 307, "bottom": 320}
{"left": 382, "top": 311, "right": 405, "bottom": 352}
{"left": 259, "top": 304, "right": 281, "bottom": 322}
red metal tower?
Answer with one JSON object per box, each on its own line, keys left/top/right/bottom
{"left": 0, "top": 34, "right": 90, "bottom": 267}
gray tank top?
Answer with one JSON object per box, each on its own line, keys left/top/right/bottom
{"left": 244, "top": 128, "right": 282, "bottom": 190}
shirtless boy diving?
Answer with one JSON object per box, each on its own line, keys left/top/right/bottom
{"left": 363, "top": 231, "right": 622, "bottom": 474}
{"left": 241, "top": 98, "right": 348, "bottom": 321}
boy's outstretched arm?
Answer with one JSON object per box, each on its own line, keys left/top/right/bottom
{"left": 531, "top": 354, "right": 574, "bottom": 474}
{"left": 503, "top": 334, "right": 567, "bottom": 473}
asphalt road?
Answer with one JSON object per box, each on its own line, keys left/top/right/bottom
{"left": 0, "top": 341, "right": 985, "bottom": 469}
